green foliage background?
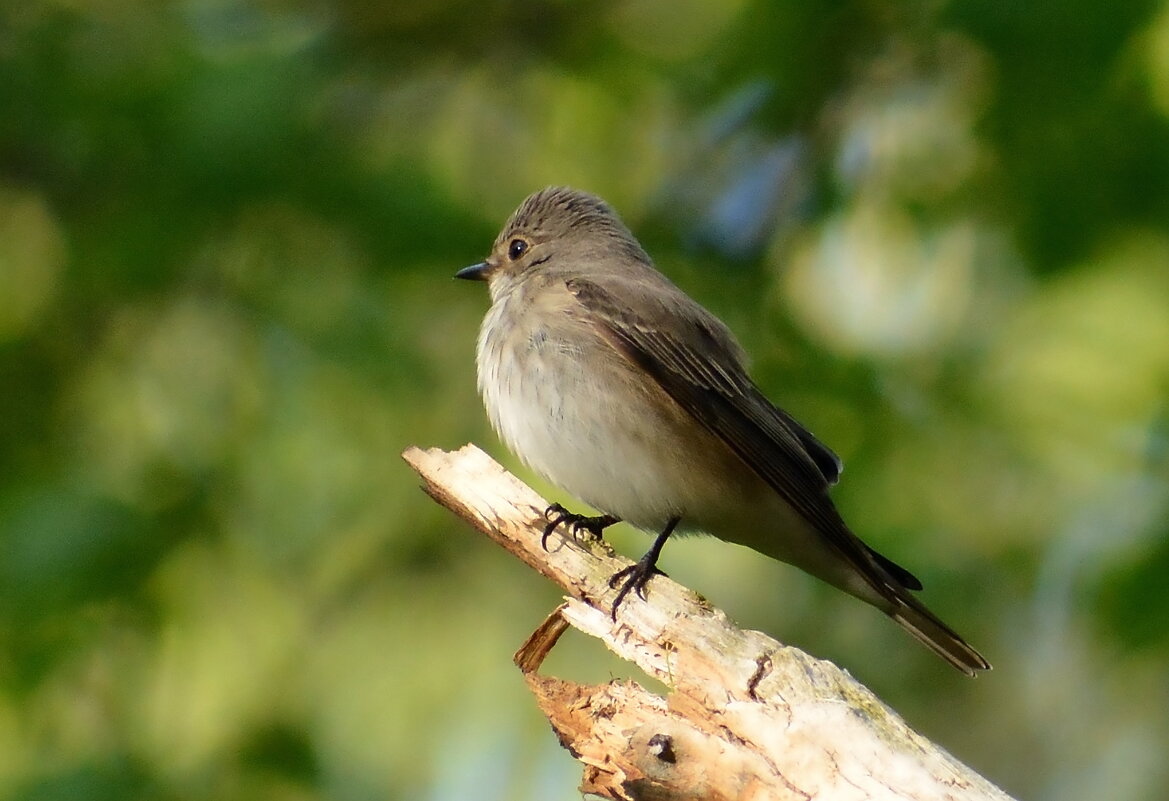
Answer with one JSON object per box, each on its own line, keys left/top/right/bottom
{"left": 3, "top": 1, "right": 1169, "bottom": 799}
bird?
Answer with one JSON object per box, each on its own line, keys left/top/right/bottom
{"left": 456, "top": 186, "right": 990, "bottom": 675}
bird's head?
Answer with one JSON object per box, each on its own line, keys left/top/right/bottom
{"left": 456, "top": 186, "right": 651, "bottom": 295}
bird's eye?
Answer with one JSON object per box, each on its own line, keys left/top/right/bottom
{"left": 507, "top": 239, "right": 528, "bottom": 260}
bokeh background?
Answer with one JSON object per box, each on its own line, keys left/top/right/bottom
{"left": 3, "top": 1, "right": 1169, "bottom": 799}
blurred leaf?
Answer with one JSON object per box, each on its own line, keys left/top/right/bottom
{"left": 1097, "top": 528, "right": 1169, "bottom": 652}
{"left": 0, "top": 486, "right": 161, "bottom": 618}
{"left": 10, "top": 759, "right": 152, "bottom": 801}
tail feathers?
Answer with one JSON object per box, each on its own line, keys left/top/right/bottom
{"left": 865, "top": 545, "right": 922, "bottom": 591}
{"left": 889, "top": 595, "right": 991, "bottom": 677}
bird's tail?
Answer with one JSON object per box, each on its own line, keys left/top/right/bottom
{"left": 887, "top": 593, "right": 991, "bottom": 677}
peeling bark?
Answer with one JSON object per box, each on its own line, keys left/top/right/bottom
{"left": 403, "top": 444, "right": 1013, "bottom": 801}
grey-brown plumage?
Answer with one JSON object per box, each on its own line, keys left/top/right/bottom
{"left": 457, "top": 186, "right": 990, "bottom": 676}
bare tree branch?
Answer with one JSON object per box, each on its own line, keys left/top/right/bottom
{"left": 402, "top": 443, "right": 1014, "bottom": 801}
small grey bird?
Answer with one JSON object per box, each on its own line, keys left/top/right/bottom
{"left": 457, "top": 186, "right": 990, "bottom": 675}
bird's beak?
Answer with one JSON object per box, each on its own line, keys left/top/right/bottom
{"left": 455, "top": 261, "right": 491, "bottom": 281}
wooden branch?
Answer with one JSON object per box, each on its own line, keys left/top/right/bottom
{"left": 402, "top": 444, "right": 1013, "bottom": 801}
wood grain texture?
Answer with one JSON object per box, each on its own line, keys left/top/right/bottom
{"left": 402, "top": 444, "right": 1013, "bottom": 801}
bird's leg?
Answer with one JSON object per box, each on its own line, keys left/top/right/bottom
{"left": 608, "top": 516, "right": 680, "bottom": 619}
{"left": 542, "top": 503, "right": 620, "bottom": 550}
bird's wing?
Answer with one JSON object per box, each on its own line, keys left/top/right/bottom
{"left": 565, "top": 274, "right": 921, "bottom": 595}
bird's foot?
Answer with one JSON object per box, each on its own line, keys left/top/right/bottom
{"left": 607, "top": 516, "right": 679, "bottom": 620}
{"left": 542, "top": 503, "right": 619, "bottom": 550}
{"left": 607, "top": 557, "right": 667, "bottom": 619}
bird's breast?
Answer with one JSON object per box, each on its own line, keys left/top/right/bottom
{"left": 475, "top": 291, "right": 758, "bottom": 531}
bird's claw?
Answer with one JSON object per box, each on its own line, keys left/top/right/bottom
{"left": 541, "top": 503, "right": 618, "bottom": 550}
{"left": 608, "top": 559, "right": 667, "bottom": 619}
{"left": 605, "top": 516, "right": 678, "bottom": 620}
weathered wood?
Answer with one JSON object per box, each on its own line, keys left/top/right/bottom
{"left": 402, "top": 444, "right": 1013, "bottom": 801}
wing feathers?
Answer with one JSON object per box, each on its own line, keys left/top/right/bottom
{"left": 567, "top": 276, "right": 903, "bottom": 593}
{"left": 565, "top": 275, "right": 989, "bottom": 674}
